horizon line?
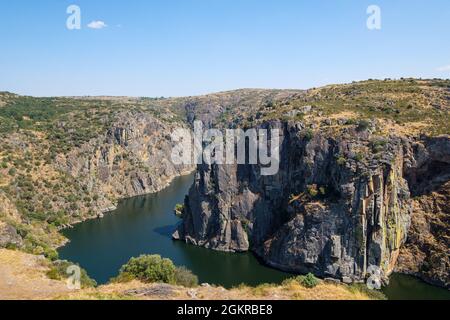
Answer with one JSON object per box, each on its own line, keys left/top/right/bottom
{"left": 2, "top": 77, "right": 449, "bottom": 99}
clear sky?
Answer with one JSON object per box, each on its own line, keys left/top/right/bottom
{"left": 0, "top": 0, "right": 449, "bottom": 97}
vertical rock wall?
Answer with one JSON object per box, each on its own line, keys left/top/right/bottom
{"left": 174, "top": 121, "right": 433, "bottom": 283}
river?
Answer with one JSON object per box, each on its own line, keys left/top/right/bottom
{"left": 58, "top": 173, "right": 450, "bottom": 300}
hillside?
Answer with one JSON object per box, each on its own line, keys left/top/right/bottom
{"left": 0, "top": 78, "right": 449, "bottom": 294}
{"left": 0, "top": 249, "right": 375, "bottom": 300}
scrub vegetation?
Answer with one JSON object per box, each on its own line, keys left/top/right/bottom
{"left": 112, "top": 254, "right": 199, "bottom": 288}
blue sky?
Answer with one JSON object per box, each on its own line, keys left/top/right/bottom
{"left": 0, "top": 0, "right": 449, "bottom": 97}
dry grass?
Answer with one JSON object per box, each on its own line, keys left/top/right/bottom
{"left": 0, "top": 249, "right": 376, "bottom": 300}
{"left": 311, "top": 111, "right": 359, "bottom": 123}
{"left": 0, "top": 249, "right": 71, "bottom": 300}
{"left": 377, "top": 119, "right": 430, "bottom": 136}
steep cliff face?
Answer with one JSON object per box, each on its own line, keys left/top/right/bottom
{"left": 175, "top": 121, "right": 449, "bottom": 284}
{"left": 56, "top": 111, "right": 194, "bottom": 215}
{"left": 397, "top": 137, "right": 450, "bottom": 288}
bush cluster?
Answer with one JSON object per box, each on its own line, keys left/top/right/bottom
{"left": 113, "top": 254, "right": 198, "bottom": 288}
{"left": 281, "top": 273, "right": 320, "bottom": 289}
{"left": 298, "top": 273, "right": 320, "bottom": 288}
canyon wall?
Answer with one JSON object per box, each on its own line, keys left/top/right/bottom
{"left": 175, "top": 121, "right": 450, "bottom": 286}
{"left": 56, "top": 111, "right": 194, "bottom": 215}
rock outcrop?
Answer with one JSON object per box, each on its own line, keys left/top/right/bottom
{"left": 56, "top": 111, "right": 194, "bottom": 215}
{"left": 0, "top": 223, "right": 23, "bottom": 248}
{"left": 0, "top": 192, "right": 23, "bottom": 248}
{"left": 175, "top": 120, "right": 449, "bottom": 284}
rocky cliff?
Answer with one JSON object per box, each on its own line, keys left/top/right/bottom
{"left": 56, "top": 111, "right": 194, "bottom": 216}
{"left": 174, "top": 79, "right": 450, "bottom": 287}
{"left": 175, "top": 123, "right": 449, "bottom": 285}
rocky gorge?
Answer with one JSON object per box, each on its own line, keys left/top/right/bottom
{"left": 0, "top": 79, "right": 449, "bottom": 290}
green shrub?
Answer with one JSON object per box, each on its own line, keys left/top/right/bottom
{"left": 46, "top": 260, "right": 97, "bottom": 288}
{"left": 306, "top": 184, "right": 319, "bottom": 197}
{"left": 336, "top": 156, "right": 347, "bottom": 166}
{"left": 319, "top": 186, "right": 327, "bottom": 196}
{"left": 370, "top": 138, "right": 387, "bottom": 153}
{"left": 118, "top": 254, "right": 177, "bottom": 284}
{"left": 297, "top": 273, "right": 320, "bottom": 288}
{"left": 46, "top": 267, "right": 61, "bottom": 280}
{"left": 113, "top": 255, "right": 199, "bottom": 287}
{"left": 354, "top": 152, "right": 365, "bottom": 162}
{"left": 110, "top": 271, "right": 136, "bottom": 284}
{"left": 303, "top": 129, "right": 314, "bottom": 141}
{"left": 264, "top": 101, "right": 274, "bottom": 109}
{"left": 174, "top": 203, "right": 184, "bottom": 217}
{"left": 174, "top": 266, "right": 198, "bottom": 288}
{"left": 5, "top": 243, "right": 19, "bottom": 250}
{"left": 356, "top": 119, "right": 371, "bottom": 132}
{"left": 44, "top": 247, "right": 59, "bottom": 261}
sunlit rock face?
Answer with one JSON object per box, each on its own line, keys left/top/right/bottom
{"left": 57, "top": 111, "right": 195, "bottom": 214}
{"left": 175, "top": 120, "right": 449, "bottom": 284}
